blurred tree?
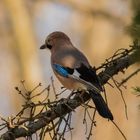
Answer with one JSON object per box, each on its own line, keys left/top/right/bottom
{"left": 129, "top": 0, "right": 140, "bottom": 39}
{"left": 4, "top": 0, "right": 43, "bottom": 86}
{"left": 128, "top": 0, "right": 140, "bottom": 62}
{"left": 0, "top": 0, "right": 140, "bottom": 140}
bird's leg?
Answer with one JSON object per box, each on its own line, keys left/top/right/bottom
{"left": 68, "top": 90, "right": 76, "bottom": 99}
{"left": 59, "top": 96, "right": 75, "bottom": 112}
{"left": 76, "top": 89, "right": 86, "bottom": 103}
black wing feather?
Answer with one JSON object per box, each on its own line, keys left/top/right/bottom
{"left": 76, "top": 63, "right": 102, "bottom": 91}
{"left": 76, "top": 63, "right": 113, "bottom": 120}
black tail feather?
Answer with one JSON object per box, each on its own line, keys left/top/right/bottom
{"left": 89, "top": 90, "right": 113, "bottom": 120}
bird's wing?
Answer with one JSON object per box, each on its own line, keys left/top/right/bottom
{"left": 52, "top": 63, "right": 102, "bottom": 93}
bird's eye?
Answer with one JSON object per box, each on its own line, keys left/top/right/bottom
{"left": 46, "top": 39, "right": 52, "bottom": 49}
{"left": 47, "top": 43, "right": 52, "bottom": 49}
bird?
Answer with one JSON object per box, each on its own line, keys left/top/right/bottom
{"left": 40, "top": 31, "right": 113, "bottom": 120}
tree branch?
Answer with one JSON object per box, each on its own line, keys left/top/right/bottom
{"left": 1, "top": 43, "right": 139, "bottom": 140}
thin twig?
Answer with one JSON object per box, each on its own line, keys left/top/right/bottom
{"left": 119, "top": 68, "right": 140, "bottom": 87}
{"left": 111, "top": 120, "right": 127, "bottom": 140}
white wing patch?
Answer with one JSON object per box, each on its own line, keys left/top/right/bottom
{"left": 73, "top": 69, "right": 81, "bottom": 77}
{"left": 69, "top": 69, "right": 101, "bottom": 94}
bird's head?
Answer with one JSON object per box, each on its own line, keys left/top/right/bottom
{"left": 40, "top": 31, "right": 70, "bottom": 50}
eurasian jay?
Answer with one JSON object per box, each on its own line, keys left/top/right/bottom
{"left": 40, "top": 31, "right": 113, "bottom": 120}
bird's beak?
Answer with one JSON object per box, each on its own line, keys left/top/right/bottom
{"left": 40, "top": 44, "right": 46, "bottom": 49}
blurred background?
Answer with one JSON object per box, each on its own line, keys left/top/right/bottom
{"left": 0, "top": 0, "right": 140, "bottom": 139}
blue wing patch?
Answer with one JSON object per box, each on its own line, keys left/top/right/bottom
{"left": 53, "top": 64, "right": 69, "bottom": 78}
